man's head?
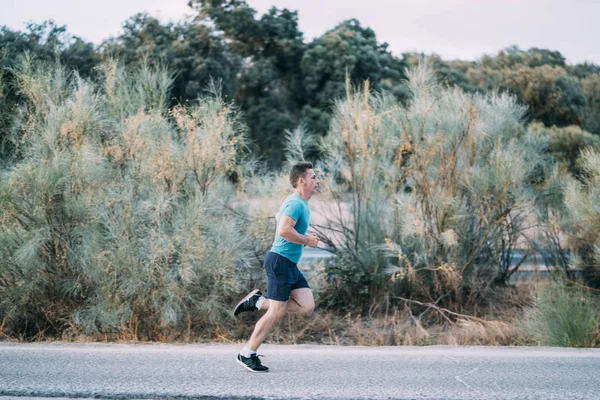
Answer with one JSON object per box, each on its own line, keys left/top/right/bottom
{"left": 290, "top": 162, "right": 319, "bottom": 198}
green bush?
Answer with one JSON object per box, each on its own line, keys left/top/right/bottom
{"left": 523, "top": 283, "right": 597, "bottom": 347}
{"left": 582, "top": 74, "right": 600, "bottom": 135}
{"left": 563, "top": 149, "right": 600, "bottom": 288}
{"left": 529, "top": 122, "right": 600, "bottom": 179}
{"left": 317, "top": 61, "right": 549, "bottom": 314}
{"left": 0, "top": 58, "right": 256, "bottom": 340}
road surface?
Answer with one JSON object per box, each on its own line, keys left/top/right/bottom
{"left": 1, "top": 342, "right": 599, "bottom": 400}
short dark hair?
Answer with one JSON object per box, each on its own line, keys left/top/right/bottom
{"left": 290, "top": 162, "right": 313, "bottom": 188}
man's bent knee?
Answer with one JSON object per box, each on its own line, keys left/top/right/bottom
{"left": 297, "top": 300, "right": 315, "bottom": 315}
{"left": 289, "top": 288, "right": 315, "bottom": 315}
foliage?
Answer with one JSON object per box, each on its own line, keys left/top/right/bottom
{"left": 406, "top": 47, "right": 594, "bottom": 133}
{"left": 403, "top": 53, "right": 476, "bottom": 93}
{"left": 496, "top": 65, "right": 585, "bottom": 127}
{"left": 582, "top": 73, "right": 600, "bottom": 135}
{"left": 190, "top": 0, "right": 306, "bottom": 167}
{"left": 0, "top": 21, "right": 99, "bottom": 164}
{"left": 563, "top": 149, "right": 600, "bottom": 288}
{"left": 0, "top": 21, "right": 98, "bottom": 76}
{"left": 100, "top": 13, "right": 240, "bottom": 103}
{"left": 300, "top": 19, "right": 407, "bottom": 137}
{"left": 189, "top": 1, "right": 407, "bottom": 166}
{"left": 1, "top": 9, "right": 600, "bottom": 340}
{"left": 568, "top": 62, "right": 600, "bottom": 80}
{"left": 530, "top": 163, "right": 573, "bottom": 280}
{"left": 0, "top": 58, "right": 256, "bottom": 340}
{"left": 480, "top": 46, "right": 566, "bottom": 69}
{"left": 316, "top": 62, "right": 548, "bottom": 314}
{"left": 523, "top": 283, "right": 597, "bottom": 347}
{"left": 2, "top": 9, "right": 600, "bottom": 169}
{"left": 529, "top": 122, "right": 600, "bottom": 179}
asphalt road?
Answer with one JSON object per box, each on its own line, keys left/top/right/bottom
{"left": 1, "top": 342, "right": 599, "bottom": 400}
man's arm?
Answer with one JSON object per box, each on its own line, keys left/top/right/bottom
{"left": 278, "top": 215, "right": 318, "bottom": 248}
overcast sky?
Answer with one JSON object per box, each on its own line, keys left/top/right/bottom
{"left": 1, "top": 0, "right": 598, "bottom": 64}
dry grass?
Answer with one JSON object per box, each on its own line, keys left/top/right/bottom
{"left": 6, "top": 282, "right": 597, "bottom": 346}
{"left": 240, "top": 282, "right": 597, "bottom": 347}
{"left": 0, "top": 308, "right": 525, "bottom": 346}
{"left": 229, "top": 308, "right": 526, "bottom": 347}
{"left": 216, "top": 284, "right": 534, "bottom": 346}
{"left": 4, "top": 307, "right": 597, "bottom": 347}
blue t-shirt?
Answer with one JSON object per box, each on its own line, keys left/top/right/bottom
{"left": 270, "top": 193, "right": 311, "bottom": 263}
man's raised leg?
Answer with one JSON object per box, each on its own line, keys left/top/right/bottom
{"left": 287, "top": 288, "right": 315, "bottom": 315}
{"left": 255, "top": 288, "right": 314, "bottom": 315}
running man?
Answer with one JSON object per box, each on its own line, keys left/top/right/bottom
{"left": 233, "top": 161, "right": 320, "bottom": 372}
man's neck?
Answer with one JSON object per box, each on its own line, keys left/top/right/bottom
{"left": 295, "top": 189, "right": 311, "bottom": 202}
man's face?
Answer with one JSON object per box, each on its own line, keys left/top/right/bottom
{"left": 300, "top": 169, "right": 320, "bottom": 195}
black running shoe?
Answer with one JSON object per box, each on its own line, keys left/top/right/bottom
{"left": 233, "top": 289, "right": 262, "bottom": 316}
{"left": 236, "top": 353, "right": 268, "bottom": 372}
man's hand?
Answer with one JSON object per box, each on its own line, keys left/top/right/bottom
{"left": 278, "top": 215, "right": 318, "bottom": 247}
{"left": 305, "top": 233, "right": 319, "bottom": 248}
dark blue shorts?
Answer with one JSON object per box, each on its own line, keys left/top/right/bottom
{"left": 264, "top": 252, "right": 310, "bottom": 301}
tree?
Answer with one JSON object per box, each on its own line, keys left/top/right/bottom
{"left": 0, "top": 21, "right": 98, "bottom": 76}
{"left": 582, "top": 73, "right": 600, "bottom": 134}
{"left": 316, "top": 63, "right": 548, "bottom": 313}
{"left": 403, "top": 52, "right": 476, "bottom": 93}
{"left": 0, "top": 58, "right": 256, "bottom": 339}
{"left": 529, "top": 122, "right": 600, "bottom": 179}
{"left": 300, "top": 19, "right": 407, "bottom": 137}
{"left": 100, "top": 13, "right": 240, "bottom": 102}
{"left": 568, "top": 62, "right": 600, "bottom": 79}
{"left": 428, "top": 47, "right": 590, "bottom": 130}
{"left": 0, "top": 21, "right": 99, "bottom": 163}
{"left": 564, "top": 150, "right": 600, "bottom": 288}
{"left": 504, "top": 65, "right": 586, "bottom": 127}
{"left": 480, "top": 46, "right": 566, "bottom": 69}
{"left": 190, "top": 2, "right": 408, "bottom": 167}
{"left": 190, "top": 0, "right": 306, "bottom": 167}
